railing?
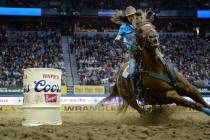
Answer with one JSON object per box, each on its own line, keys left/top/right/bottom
{"left": 74, "top": 31, "right": 194, "bottom": 36}
{"left": 66, "top": 36, "right": 75, "bottom": 86}
{"left": 0, "top": 86, "right": 209, "bottom": 96}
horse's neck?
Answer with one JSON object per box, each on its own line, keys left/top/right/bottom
{"left": 142, "top": 48, "right": 166, "bottom": 74}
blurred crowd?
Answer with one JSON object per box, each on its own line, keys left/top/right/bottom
{"left": 72, "top": 0, "right": 210, "bottom": 10}
{"left": 72, "top": 34, "right": 126, "bottom": 85}
{"left": 75, "top": 19, "right": 118, "bottom": 32}
{"left": 1, "top": 0, "right": 41, "bottom": 7}
{"left": 71, "top": 33, "right": 210, "bottom": 87}
{"left": 0, "top": 29, "right": 66, "bottom": 87}
{"left": 0, "top": 27, "right": 209, "bottom": 88}
{"left": 75, "top": 18, "right": 201, "bottom": 33}
{"left": 1, "top": 0, "right": 209, "bottom": 10}
{"left": 160, "top": 34, "right": 210, "bottom": 87}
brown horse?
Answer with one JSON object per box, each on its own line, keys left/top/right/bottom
{"left": 101, "top": 10, "right": 210, "bottom": 116}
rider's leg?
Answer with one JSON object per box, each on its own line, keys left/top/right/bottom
{"left": 175, "top": 72, "right": 210, "bottom": 109}
{"left": 165, "top": 90, "right": 203, "bottom": 111}
{"left": 128, "top": 58, "right": 138, "bottom": 98}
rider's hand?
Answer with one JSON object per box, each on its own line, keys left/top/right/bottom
{"left": 113, "top": 40, "right": 121, "bottom": 48}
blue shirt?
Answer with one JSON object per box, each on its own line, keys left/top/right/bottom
{"left": 116, "top": 22, "right": 136, "bottom": 50}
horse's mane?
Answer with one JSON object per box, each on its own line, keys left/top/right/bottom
{"left": 134, "top": 9, "right": 155, "bottom": 29}
{"left": 136, "top": 9, "right": 149, "bottom": 22}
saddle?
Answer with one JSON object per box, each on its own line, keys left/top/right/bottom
{"left": 121, "top": 54, "right": 177, "bottom": 105}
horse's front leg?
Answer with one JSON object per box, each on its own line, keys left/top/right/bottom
{"left": 118, "top": 75, "right": 147, "bottom": 114}
{"left": 166, "top": 90, "right": 210, "bottom": 116}
{"left": 165, "top": 90, "right": 203, "bottom": 111}
{"left": 126, "top": 97, "right": 148, "bottom": 114}
{"left": 175, "top": 72, "right": 210, "bottom": 109}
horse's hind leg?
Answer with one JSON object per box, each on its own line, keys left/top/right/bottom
{"left": 175, "top": 72, "right": 210, "bottom": 109}
{"left": 165, "top": 90, "right": 203, "bottom": 111}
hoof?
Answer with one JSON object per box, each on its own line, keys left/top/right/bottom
{"left": 202, "top": 108, "right": 210, "bottom": 116}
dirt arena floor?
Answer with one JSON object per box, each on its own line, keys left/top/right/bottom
{"left": 0, "top": 108, "right": 210, "bottom": 140}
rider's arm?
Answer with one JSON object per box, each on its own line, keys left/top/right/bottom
{"left": 113, "top": 35, "right": 123, "bottom": 48}
{"left": 113, "top": 24, "right": 125, "bottom": 48}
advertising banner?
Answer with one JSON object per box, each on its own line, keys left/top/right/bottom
{"left": 0, "top": 96, "right": 209, "bottom": 106}
{"left": 73, "top": 85, "right": 105, "bottom": 94}
{"left": 61, "top": 104, "right": 119, "bottom": 112}
{"left": 0, "top": 87, "right": 209, "bottom": 95}
{"left": 0, "top": 105, "right": 199, "bottom": 113}
{"left": 61, "top": 85, "right": 68, "bottom": 95}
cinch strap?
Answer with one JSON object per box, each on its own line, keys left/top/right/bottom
{"left": 142, "top": 71, "right": 175, "bottom": 86}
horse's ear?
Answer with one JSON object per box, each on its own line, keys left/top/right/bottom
{"left": 136, "top": 9, "right": 143, "bottom": 16}
{"left": 146, "top": 9, "right": 154, "bottom": 20}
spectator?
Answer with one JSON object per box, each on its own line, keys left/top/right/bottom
{"left": 0, "top": 30, "right": 66, "bottom": 87}
{"left": 73, "top": 33, "right": 209, "bottom": 87}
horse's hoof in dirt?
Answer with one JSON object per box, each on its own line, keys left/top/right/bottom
{"left": 202, "top": 108, "right": 210, "bottom": 116}
{"left": 141, "top": 109, "right": 151, "bottom": 114}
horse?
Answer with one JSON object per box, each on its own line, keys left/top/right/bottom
{"left": 101, "top": 10, "right": 210, "bottom": 116}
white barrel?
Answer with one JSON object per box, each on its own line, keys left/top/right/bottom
{"left": 22, "top": 68, "right": 62, "bottom": 126}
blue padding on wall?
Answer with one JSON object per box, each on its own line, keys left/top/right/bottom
{"left": 0, "top": 7, "right": 41, "bottom": 16}
{"left": 197, "top": 10, "right": 210, "bottom": 18}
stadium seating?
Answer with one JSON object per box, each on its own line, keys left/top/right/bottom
{"left": 0, "top": 24, "right": 209, "bottom": 88}
{"left": 1, "top": 0, "right": 209, "bottom": 10}
{"left": 71, "top": 33, "right": 210, "bottom": 87}
{"left": 0, "top": 30, "right": 66, "bottom": 87}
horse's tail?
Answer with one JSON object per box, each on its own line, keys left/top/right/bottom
{"left": 99, "top": 83, "right": 129, "bottom": 114}
{"left": 99, "top": 84, "right": 119, "bottom": 104}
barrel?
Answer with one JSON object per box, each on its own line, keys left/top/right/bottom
{"left": 22, "top": 68, "right": 62, "bottom": 126}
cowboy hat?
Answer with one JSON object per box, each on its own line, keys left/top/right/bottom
{"left": 125, "top": 6, "right": 136, "bottom": 16}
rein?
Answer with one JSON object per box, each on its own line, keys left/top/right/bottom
{"left": 137, "top": 32, "right": 177, "bottom": 87}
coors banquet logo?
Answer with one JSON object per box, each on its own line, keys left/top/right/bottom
{"left": 34, "top": 80, "right": 60, "bottom": 92}
{"left": 45, "top": 94, "right": 57, "bottom": 103}
{"left": 23, "top": 73, "right": 61, "bottom": 93}
{"left": 23, "top": 80, "right": 61, "bottom": 93}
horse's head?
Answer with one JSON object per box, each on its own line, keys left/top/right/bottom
{"left": 133, "top": 10, "right": 164, "bottom": 72}
{"left": 132, "top": 10, "right": 160, "bottom": 54}
{"left": 132, "top": 9, "right": 147, "bottom": 28}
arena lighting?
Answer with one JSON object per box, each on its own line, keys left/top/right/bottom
{"left": 0, "top": 7, "right": 41, "bottom": 16}
{"left": 98, "top": 9, "right": 115, "bottom": 17}
{"left": 197, "top": 10, "right": 210, "bottom": 18}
